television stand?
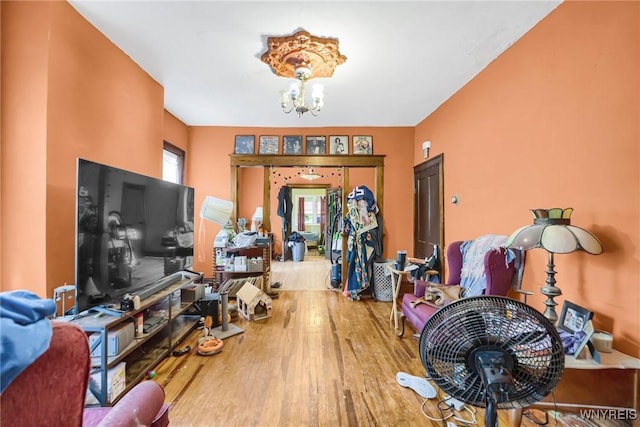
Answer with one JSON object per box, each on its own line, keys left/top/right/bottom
{"left": 72, "top": 274, "right": 202, "bottom": 406}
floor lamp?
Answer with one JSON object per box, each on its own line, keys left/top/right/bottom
{"left": 506, "top": 208, "right": 603, "bottom": 323}
{"left": 199, "top": 196, "right": 244, "bottom": 339}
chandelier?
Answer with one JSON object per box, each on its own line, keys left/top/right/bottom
{"left": 280, "top": 65, "right": 324, "bottom": 117}
{"left": 261, "top": 30, "right": 347, "bottom": 118}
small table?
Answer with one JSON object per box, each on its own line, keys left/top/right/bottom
{"left": 387, "top": 265, "right": 410, "bottom": 332}
{"left": 509, "top": 348, "right": 640, "bottom": 426}
{"left": 559, "top": 349, "right": 640, "bottom": 409}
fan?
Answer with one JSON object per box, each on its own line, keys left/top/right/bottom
{"left": 419, "top": 296, "right": 564, "bottom": 427}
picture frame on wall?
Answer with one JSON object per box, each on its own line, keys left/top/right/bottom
{"left": 558, "top": 301, "right": 593, "bottom": 333}
{"left": 234, "top": 135, "right": 255, "bottom": 154}
{"left": 259, "top": 135, "right": 279, "bottom": 154}
{"left": 305, "top": 136, "right": 326, "bottom": 155}
{"left": 352, "top": 136, "right": 373, "bottom": 155}
{"left": 329, "top": 136, "right": 348, "bottom": 155}
{"left": 283, "top": 135, "right": 302, "bottom": 155}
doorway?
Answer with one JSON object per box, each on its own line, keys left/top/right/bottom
{"left": 275, "top": 184, "right": 333, "bottom": 290}
{"left": 413, "top": 154, "right": 443, "bottom": 259}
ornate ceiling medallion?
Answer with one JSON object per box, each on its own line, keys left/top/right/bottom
{"left": 260, "top": 30, "right": 347, "bottom": 79}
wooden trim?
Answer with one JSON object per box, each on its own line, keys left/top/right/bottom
{"left": 263, "top": 167, "right": 271, "bottom": 230}
{"left": 230, "top": 154, "right": 384, "bottom": 168}
{"left": 286, "top": 183, "right": 332, "bottom": 189}
{"left": 341, "top": 166, "right": 350, "bottom": 292}
{"left": 231, "top": 165, "right": 239, "bottom": 223}
{"left": 375, "top": 164, "right": 384, "bottom": 215}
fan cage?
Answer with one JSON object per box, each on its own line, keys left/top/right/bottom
{"left": 419, "top": 296, "right": 564, "bottom": 409}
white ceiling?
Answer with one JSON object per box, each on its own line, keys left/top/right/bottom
{"left": 68, "top": 1, "right": 561, "bottom": 128}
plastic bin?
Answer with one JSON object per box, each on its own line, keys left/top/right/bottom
{"left": 373, "top": 260, "right": 394, "bottom": 301}
{"left": 292, "top": 241, "right": 306, "bottom": 262}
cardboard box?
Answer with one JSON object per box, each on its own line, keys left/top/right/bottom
{"left": 89, "top": 322, "right": 135, "bottom": 357}
{"left": 86, "top": 361, "right": 126, "bottom": 404}
{"left": 181, "top": 282, "right": 204, "bottom": 302}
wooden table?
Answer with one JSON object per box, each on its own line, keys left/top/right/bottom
{"left": 510, "top": 348, "right": 640, "bottom": 425}
{"left": 387, "top": 265, "right": 410, "bottom": 332}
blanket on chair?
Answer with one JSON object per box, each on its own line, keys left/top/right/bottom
{"left": 0, "top": 290, "right": 56, "bottom": 392}
{"left": 460, "top": 234, "right": 512, "bottom": 297}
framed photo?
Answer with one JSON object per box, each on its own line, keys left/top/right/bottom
{"left": 352, "top": 136, "right": 373, "bottom": 155}
{"left": 559, "top": 301, "right": 593, "bottom": 333}
{"left": 234, "top": 135, "right": 255, "bottom": 154}
{"left": 329, "top": 136, "right": 348, "bottom": 155}
{"left": 259, "top": 135, "right": 279, "bottom": 155}
{"left": 283, "top": 135, "right": 302, "bottom": 155}
{"left": 573, "top": 320, "right": 595, "bottom": 358}
{"left": 305, "top": 136, "right": 326, "bottom": 155}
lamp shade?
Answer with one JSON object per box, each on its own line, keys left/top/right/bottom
{"left": 252, "top": 207, "right": 263, "bottom": 221}
{"left": 506, "top": 208, "right": 603, "bottom": 255}
{"left": 200, "top": 196, "right": 233, "bottom": 225}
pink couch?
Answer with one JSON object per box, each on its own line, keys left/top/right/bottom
{"left": 398, "top": 238, "right": 525, "bottom": 337}
{"left": 0, "top": 321, "right": 169, "bottom": 427}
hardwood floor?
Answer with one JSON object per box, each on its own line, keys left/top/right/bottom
{"left": 153, "top": 264, "right": 522, "bottom": 426}
{"left": 270, "top": 255, "right": 332, "bottom": 291}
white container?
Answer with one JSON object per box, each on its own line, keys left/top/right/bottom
{"left": 86, "top": 361, "right": 126, "bottom": 404}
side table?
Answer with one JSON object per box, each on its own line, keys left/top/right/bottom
{"left": 387, "top": 265, "right": 410, "bottom": 333}
{"left": 509, "top": 348, "right": 640, "bottom": 426}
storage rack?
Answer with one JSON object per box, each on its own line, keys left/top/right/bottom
{"left": 213, "top": 243, "right": 272, "bottom": 293}
{"left": 72, "top": 277, "right": 200, "bottom": 406}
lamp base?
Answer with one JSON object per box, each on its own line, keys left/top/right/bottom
{"left": 540, "top": 285, "right": 561, "bottom": 324}
{"left": 541, "top": 251, "right": 561, "bottom": 323}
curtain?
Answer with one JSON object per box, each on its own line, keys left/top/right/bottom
{"left": 297, "top": 197, "right": 305, "bottom": 231}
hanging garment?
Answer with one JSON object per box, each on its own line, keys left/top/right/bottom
{"left": 343, "top": 186, "right": 383, "bottom": 299}
{"left": 277, "top": 186, "right": 293, "bottom": 227}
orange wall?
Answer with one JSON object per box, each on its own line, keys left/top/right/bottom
{"left": 164, "top": 110, "right": 190, "bottom": 154}
{"left": 188, "top": 127, "right": 415, "bottom": 276}
{"left": 1, "top": 2, "right": 167, "bottom": 297}
{"left": 1, "top": 1, "right": 50, "bottom": 292}
{"left": 414, "top": 1, "right": 640, "bottom": 356}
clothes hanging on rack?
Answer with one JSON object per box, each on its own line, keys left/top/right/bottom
{"left": 343, "top": 185, "right": 383, "bottom": 300}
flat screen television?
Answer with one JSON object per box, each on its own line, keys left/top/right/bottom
{"left": 75, "top": 158, "right": 194, "bottom": 314}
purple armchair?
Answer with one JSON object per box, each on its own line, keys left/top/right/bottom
{"left": 398, "top": 237, "right": 525, "bottom": 337}
{"left": 0, "top": 321, "right": 169, "bottom": 427}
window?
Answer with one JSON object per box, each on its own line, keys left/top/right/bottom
{"left": 163, "top": 142, "right": 184, "bottom": 184}
{"left": 303, "top": 196, "right": 322, "bottom": 226}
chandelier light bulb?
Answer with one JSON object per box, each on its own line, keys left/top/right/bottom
{"left": 279, "top": 90, "right": 289, "bottom": 106}
{"left": 289, "top": 82, "right": 300, "bottom": 99}
{"left": 312, "top": 84, "right": 324, "bottom": 100}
